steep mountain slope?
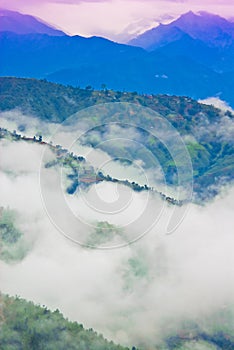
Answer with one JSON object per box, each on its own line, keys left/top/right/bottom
{"left": 0, "top": 294, "right": 132, "bottom": 350}
{"left": 0, "top": 31, "right": 145, "bottom": 78}
{"left": 129, "top": 11, "right": 234, "bottom": 50}
{"left": 172, "top": 11, "right": 234, "bottom": 48}
{"left": 1, "top": 293, "right": 234, "bottom": 350}
{"left": 128, "top": 11, "right": 234, "bottom": 74}
{"left": 128, "top": 24, "right": 187, "bottom": 50}
{"left": 0, "top": 9, "right": 66, "bottom": 36}
{"left": 1, "top": 77, "right": 233, "bottom": 201}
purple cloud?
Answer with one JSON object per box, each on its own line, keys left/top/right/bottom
{"left": 1, "top": 0, "right": 234, "bottom": 9}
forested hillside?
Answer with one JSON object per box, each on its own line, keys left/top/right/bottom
{"left": 1, "top": 294, "right": 234, "bottom": 350}
{"left": 0, "top": 294, "right": 133, "bottom": 350}
{"left": 0, "top": 77, "right": 226, "bottom": 123}
{"left": 1, "top": 77, "right": 233, "bottom": 201}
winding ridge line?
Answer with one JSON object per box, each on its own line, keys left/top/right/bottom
{"left": 0, "top": 127, "right": 183, "bottom": 206}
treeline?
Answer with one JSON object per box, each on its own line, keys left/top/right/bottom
{"left": 0, "top": 77, "right": 226, "bottom": 126}
{"left": 1, "top": 293, "right": 233, "bottom": 350}
{"left": 0, "top": 293, "right": 136, "bottom": 350}
{"left": 1, "top": 77, "right": 234, "bottom": 202}
{"left": 0, "top": 126, "right": 182, "bottom": 206}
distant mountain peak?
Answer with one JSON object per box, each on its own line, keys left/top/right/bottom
{"left": 181, "top": 10, "right": 196, "bottom": 17}
{"left": 0, "top": 8, "right": 66, "bottom": 36}
{"left": 176, "top": 10, "right": 230, "bottom": 23}
{"left": 128, "top": 10, "right": 234, "bottom": 50}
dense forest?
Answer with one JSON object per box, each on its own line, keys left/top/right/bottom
{"left": 0, "top": 294, "right": 133, "bottom": 350}
{"left": 1, "top": 294, "right": 234, "bottom": 349}
{"left": 0, "top": 77, "right": 227, "bottom": 123}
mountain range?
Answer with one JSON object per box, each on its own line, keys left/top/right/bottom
{"left": 129, "top": 11, "right": 234, "bottom": 50}
{"left": 0, "top": 8, "right": 65, "bottom": 36}
{"left": 1, "top": 8, "right": 234, "bottom": 349}
{"left": 0, "top": 9, "right": 234, "bottom": 107}
{"left": 129, "top": 11, "right": 234, "bottom": 74}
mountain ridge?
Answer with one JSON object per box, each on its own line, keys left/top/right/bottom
{"left": 0, "top": 8, "right": 66, "bottom": 36}
{"left": 1, "top": 30, "right": 234, "bottom": 106}
{"left": 128, "top": 11, "right": 234, "bottom": 50}
{"left": 0, "top": 10, "right": 234, "bottom": 107}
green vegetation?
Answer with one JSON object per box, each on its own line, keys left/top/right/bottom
{"left": 0, "top": 209, "right": 22, "bottom": 244}
{"left": 1, "top": 77, "right": 233, "bottom": 201}
{"left": 0, "top": 77, "right": 225, "bottom": 124}
{"left": 122, "top": 254, "right": 150, "bottom": 292}
{"left": 0, "top": 293, "right": 133, "bottom": 350}
{"left": 87, "top": 221, "right": 123, "bottom": 247}
{"left": 1, "top": 293, "right": 234, "bottom": 350}
{"left": 1, "top": 78, "right": 234, "bottom": 349}
{"left": 0, "top": 208, "right": 28, "bottom": 263}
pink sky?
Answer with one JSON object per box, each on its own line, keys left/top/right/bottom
{"left": 1, "top": 0, "right": 234, "bottom": 42}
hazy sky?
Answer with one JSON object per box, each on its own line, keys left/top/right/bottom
{"left": 1, "top": 0, "right": 234, "bottom": 42}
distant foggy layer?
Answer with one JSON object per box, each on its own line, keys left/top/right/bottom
{"left": 0, "top": 111, "right": 234, "bottom": 349}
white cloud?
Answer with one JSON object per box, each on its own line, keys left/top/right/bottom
{"left": 0, "top": 112, "right": 234, "bottom": 348}
{"left": 199, "top": 97, "right": 234, "bottom": 114}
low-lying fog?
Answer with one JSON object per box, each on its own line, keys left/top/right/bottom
{"left": 0, "top": 110, "right": 234, "bottom": 348}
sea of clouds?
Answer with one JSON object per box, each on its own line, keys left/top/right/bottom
{"left": 0, "top": 109, "right": 234, "bottom": 348}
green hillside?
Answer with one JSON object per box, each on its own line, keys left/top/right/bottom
{"left": 0, "top": 77, "right": 234, "bottom": 201}
{"left": 1, "top": 294, "right": 234, "bottom": 350}
{"left": 0, "top": 294, "right": 132, "bottom": 350}
{"left": 0, "top": 77, "right": 225, "bottom": 123}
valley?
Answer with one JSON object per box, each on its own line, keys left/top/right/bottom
{"left": 0, "top": 4, "right": 234, "bottom": 350}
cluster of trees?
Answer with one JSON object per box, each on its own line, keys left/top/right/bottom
{"left": 0, "top": 77, "right": 227, "bottom": 125}
{"left": 0, "top": 208, "right": 22, "bottom": 245}
{"left": 166, "top": 332, "right": 234, "bottom": 349}
{"left": 0, "top": 208, "right": 27, "bottom": 263}
{"left": 98, "top": 173, "right": 182, "bottom": 205}
{"left": 0, "top": 294, "right": 137, "bottom": 350}
{"left": 1, "top": 293, "right": 233, "bottom": 349}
